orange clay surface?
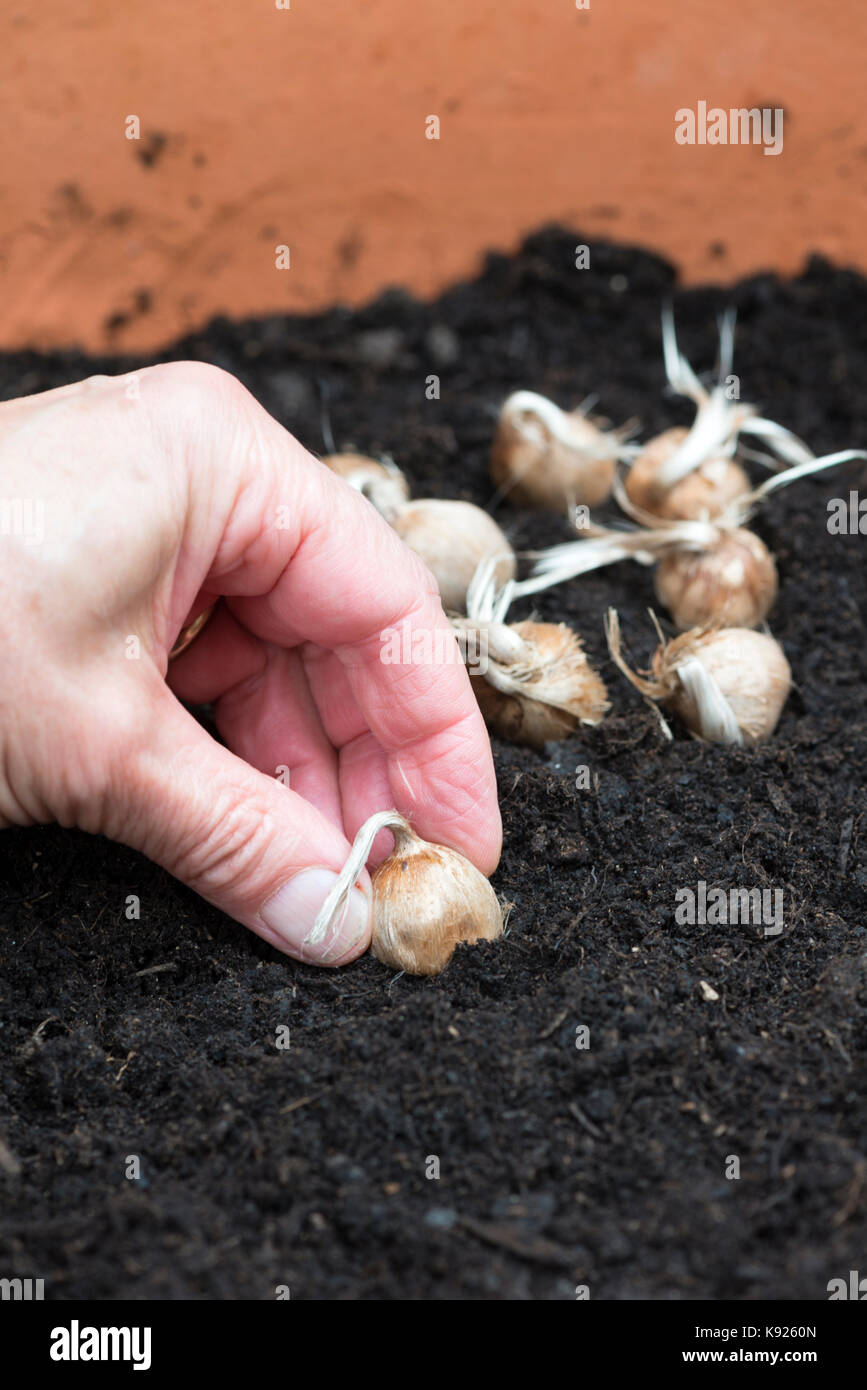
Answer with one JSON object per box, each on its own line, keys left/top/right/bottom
{"left": 0, "top": 0, "right": 864, "bottom": 353}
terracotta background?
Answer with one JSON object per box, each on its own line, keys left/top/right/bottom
{"left": 0, "top": 0, "right": 863, "bottom": 354}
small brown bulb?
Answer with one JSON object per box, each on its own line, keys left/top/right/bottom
{"left": 370, "top": 819, "right": 503, "bottom": 975}
{"left": 391, "top": 498, "right": 516, "bottom": 612}
{"left": 472, "top": 620, "right": 609, "bottom": 751}
{"left": 491, "top": 391, "right": 618, "bottom": 510}
{"left": 654, "top": 527, "right": 778, "bottom": 630}
{"left": 607, "top": 611, "right": 791, "bottom": 747}
{"left": 657, "top": 628, "right": 791, "bottom": 745}
{"left": 625, "top": 428, "right": 750, "bottom": 521}
{"left": 322, "top": 452, "right": 410, "bottom": 519}
{"left": 308, "top": 811, "right": 504, "bottom": 976}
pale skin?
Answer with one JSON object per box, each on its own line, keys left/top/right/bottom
{"left": 0, "top": 363, "right": 502, "bottom": 965}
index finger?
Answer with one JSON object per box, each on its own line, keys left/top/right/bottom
{"left": 185, "top": 377, "right": 501, "bottom": 875}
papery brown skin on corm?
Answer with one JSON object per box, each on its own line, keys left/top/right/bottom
{"left": 471, "top": 620, "right": 609, "bottom": 751}
{"left": 390, "top": 499, "right": 516, "bottom": 612}
{"left": 654, "top": 527, "right": 778, "bottom": 630}
{"left": 491, "top": 408, "right": 617, "bottom": 511}
{"left": 625, "top": 428, "right": 750, "bottom": 521}
{"left": 371, "top": 834, "right": 503, "bottom": 976}
{"left": 655, "top": 627, "right": 792, "bottom": 745}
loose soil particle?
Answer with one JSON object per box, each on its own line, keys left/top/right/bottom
{"left": 0, "top": 228, "right": 865, "bottom": 1300}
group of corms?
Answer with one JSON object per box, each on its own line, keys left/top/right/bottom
{"left": 308, "top": 312, "right": 865, "bottom": 975}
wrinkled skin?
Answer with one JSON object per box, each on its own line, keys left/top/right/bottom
{"left": 0, "top": 364, "right": 501, "bottom": 965}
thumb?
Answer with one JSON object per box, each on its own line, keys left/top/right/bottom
{"left": 117, "top": 688, "right": 371, "bottom": 966}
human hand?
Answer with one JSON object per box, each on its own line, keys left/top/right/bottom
{"left": 0, "top": 364, "right": 501, "bottom": 965}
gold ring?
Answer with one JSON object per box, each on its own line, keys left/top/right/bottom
{"left": 169, "top": 603, "right": 217, "bottom": 661}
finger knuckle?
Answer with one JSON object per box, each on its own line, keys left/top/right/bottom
{"left": 144, "top": 360, "right": 252, "bottom": 423}
{"left": 169, "top": 788, "right": 275, "bottom": 898}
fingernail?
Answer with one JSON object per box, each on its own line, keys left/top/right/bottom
{"left": 260, "top": 869, "right": 370, "bottom": 962}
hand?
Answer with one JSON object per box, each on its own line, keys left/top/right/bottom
{"left": 0, "top": 364, "right": 501, "bottom": 965}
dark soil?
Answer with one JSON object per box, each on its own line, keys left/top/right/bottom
{"left": 1, "top": 228, "right": 865, "bottom": 1301}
